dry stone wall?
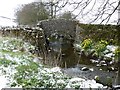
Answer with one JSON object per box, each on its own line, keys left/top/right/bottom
{"left": 0, "top": 19, "right": 83, "bottom": 67}
{"left": 0, "top": 19, "right": 82, "bottom": 43}
{"left": 0, "top": 19, "right": 82, "bottom": 54}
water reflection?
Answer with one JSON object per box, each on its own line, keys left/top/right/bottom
{"left": 46, "top": 33, "right": 78, "bottom": 68}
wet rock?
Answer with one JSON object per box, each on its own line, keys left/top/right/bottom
{"left": 81, "top": 67, "right": 89, "bottom": 71}
{"left": 94, "top": 75, "right": 100, "bottom": 82}
{"left": 112, "top": 85, "right": 120, "bottom": 90}
{"left": 96, "top": 64, "right": 101, "bottom": 67}
{"left": 90, "top": 59, "right": 99, "bottom": 64}
{"left": 94, "top": 76, "right": 112, "bottom": 87}
{"left": 109, "top": 60, "right": 115, "bottom": 65}
{"left": 102, "top": 64, "right": 107, "bottom": 66}
{"left": 96, "top": 60, "right": 107, "bottom": 66}
{"left": 100, "top": 60, "right": 106, "bottom": 64}
{"left": 89, "top": 68, "right": 94, "bottom": 71}
{"left": 108, "top": 67, "right": 116, "bottom": 71}
{"left": 108, "top": 67, "right": 115, "bottom": 71}
{"left": 62, "top": 53, "right": 66, "bottom": 56}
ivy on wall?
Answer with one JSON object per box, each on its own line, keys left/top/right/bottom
{"left": 79, "top": 24, "right": 119, "bottom": 46}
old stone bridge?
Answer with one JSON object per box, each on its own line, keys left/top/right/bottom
{"left": 0, "top": 19, "right": 83, "bottom": 67}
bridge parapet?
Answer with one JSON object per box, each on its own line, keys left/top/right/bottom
{"left": 37, "top": 19, "right": 79, "bottom": 39}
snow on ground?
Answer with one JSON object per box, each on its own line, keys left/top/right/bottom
{"left": 44, "top": 67, "right": 104, "bottom": 88}
{"left": 0, "top": 75, "right": 8, "bottom": 89}
{"left": 104, "top": 45, "right": 118, "bottom": 58}
{"left": 66, "top": 77, "right": 103, "bottom": 88}
{"left": 0, "top": 37, "right": 105, "bottom": 89}
{"left": 106, "top": 45, "right": 118, "bottom": 52}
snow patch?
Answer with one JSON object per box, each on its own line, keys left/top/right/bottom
{"left": 51, "top": 67, "right": 62, "bottom": 73}
{"left": 66, "top": 77, "right": 103, "bottom": 88}
{"left": 106, "top": 45, "right": 118, "bottom": 52}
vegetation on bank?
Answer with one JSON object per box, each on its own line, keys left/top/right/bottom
{"left": 74, "top": 38, "right": 119, "bottom": 69}
{"left": 79, "top": 24, "right": 119, "bottom": 45}
{"left": 0, "top": 21, "right": 119, "bottom": 88}
{"left": 0, "top": 37, "right": 103, "bottom": 89}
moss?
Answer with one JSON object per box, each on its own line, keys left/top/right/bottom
{"left": 79, "top": 24, "right": 118, "bottom": 45}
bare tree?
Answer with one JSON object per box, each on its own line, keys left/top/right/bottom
{"left": 58, "top": 11, "right": 76, "bottom": 20}
{"left": 15, "top": 2, "right": 49, "bottom": 25}
{"left": 36, "top": 0, "right": 119, "bottom": 24}
{"left": 118, "top": 0, "right": 120, "bottom": 25}
{"left": 69, "top": 0, "right": 119, "bottom": 24}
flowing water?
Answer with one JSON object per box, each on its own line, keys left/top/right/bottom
{"left": 44, "top": 36, "right": 118, "bottom": 87}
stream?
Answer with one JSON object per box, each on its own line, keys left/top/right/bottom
{"left": 63, "top": 64, "right": 117, "bottom": 87}
{"left": 44, "top": 37, "right": 118, "bottom": 87}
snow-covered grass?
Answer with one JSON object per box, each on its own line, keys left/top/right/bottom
{"left": 0, "top": 37, "right": 104, "bottom": 89}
